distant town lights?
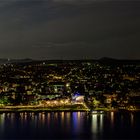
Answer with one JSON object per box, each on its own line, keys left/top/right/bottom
{"left": 66, "top": 83, "right": 70, "bottom": 87}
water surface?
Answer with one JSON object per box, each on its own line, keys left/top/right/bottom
{"left": 0, "top": 111, "right": 140, "bottom": 139}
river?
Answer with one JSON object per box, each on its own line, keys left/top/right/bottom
{"left": 0, "top": 111, "right": 139, "bottom": 139}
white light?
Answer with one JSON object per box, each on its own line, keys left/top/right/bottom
{"left": 92, "top": 114, "right": 97, "bottom": 134}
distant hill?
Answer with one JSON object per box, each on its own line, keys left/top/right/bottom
{"left": 0, "top": 58, "right": 33, "bottom": 64}
{"left": 0, "top": 57, "right": 140, "bottom": 65}
{"left": 99, "top": 57, "right": 140, "bottom": 65}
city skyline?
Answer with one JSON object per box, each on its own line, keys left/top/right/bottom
{"left": 0, "top": 0, "right": 140, "bottom": 59}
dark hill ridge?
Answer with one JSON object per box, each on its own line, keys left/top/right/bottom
{"left": 99, "top": 57, "right": 140, "bottom": 65}
{"left": 0, "top": 58, "right": 33, "bottom": 64}
{"left": 0, "top": 57, "right": 140, "bottom": 65}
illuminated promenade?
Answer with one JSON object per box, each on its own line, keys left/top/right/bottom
{"left": 0, "top": 102, "right": 90, "bottom": 112}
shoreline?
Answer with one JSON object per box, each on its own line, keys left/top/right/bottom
{"left": 0, "top": 106, "right": 139, "bottom": 113}
{"left": 0, "top": 108, "right": 89, "bottom": 113}
{"left": 0, "top": 104, "right": 90, "bottom": 112}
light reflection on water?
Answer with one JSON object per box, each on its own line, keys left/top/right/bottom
{"left": 92, "top": 114, "right": 98, "bottom": 134}
{"left": 0, "top": 113, "right": 5, "bottom": 133}
{"left": 100, "top": 114, "right": 103, "bottom": 132}
{"left": 0, "top": 111, "right": 139, "bottom": 139}
{"left": 72, "top": 112, "right": 84, "bottom": 134}
{"left": 91, "top": 113, "right": 104, "bottom": 139}
{"left": 130, "top": 113, "right": 134, "bottom": 126}
{"left": 110, "top": 111, "right": 114, "bottom": 128}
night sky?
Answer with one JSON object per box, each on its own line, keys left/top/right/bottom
{"left": 0, "top": 0, "right": 140, "bottom": 60}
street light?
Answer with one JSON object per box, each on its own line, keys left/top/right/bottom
{"left": 66, "top": 83, "right": 70, "bottom": 87}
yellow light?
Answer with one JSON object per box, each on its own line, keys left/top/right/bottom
{"left": 65, "top": 99, "right": 69, "bottom": 104}
{"left": 66, "top": 83, "right": 70, "bottom": 87}
{"left": 54, "top": 101, "right": 57, "bottom": 104}
{"left": 61, "top": 100, "right": 64, "bottom": 104}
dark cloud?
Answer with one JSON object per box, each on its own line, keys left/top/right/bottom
{"left": 0, "top": 0, "right": 140, "bottom": 59}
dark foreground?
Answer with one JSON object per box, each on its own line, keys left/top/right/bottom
{"left": 0, "top": 111, "right": 140, "bottom": 140}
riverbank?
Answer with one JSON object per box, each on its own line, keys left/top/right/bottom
{"left": 0, "top": 103, "right": 90, "bottom": 112}
{"left": 0, "top": 108, "right": 89, "bottom": 113}
{"left": 93, "top": 107, "right": 118, "bottom": 112}
{"left": 0, "top": 106, "right": 139, "bottom": 113}
{"left": 94, "top": 107, "right": 140, "bottom": 112}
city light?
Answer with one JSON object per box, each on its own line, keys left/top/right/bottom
{"left": 0, "top": 59, "right": 139, "bottom": 112}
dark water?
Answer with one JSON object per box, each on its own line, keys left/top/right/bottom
{"left": 0, "top": 111, "right": 140, "bottom": 140}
